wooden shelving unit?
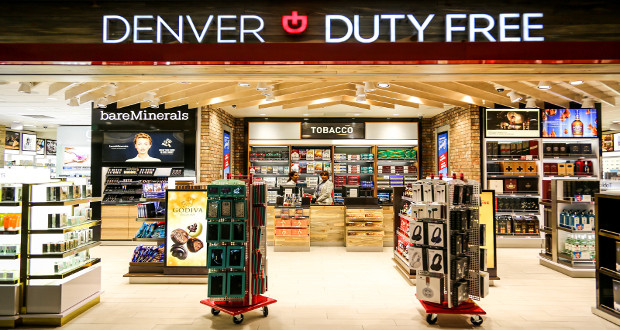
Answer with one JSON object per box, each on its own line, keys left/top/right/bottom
{"left": 274, "top": 206, "right": 310, "bottom": 252}
{"left": 344, "top": 207, "right": 384, "bottom": 252}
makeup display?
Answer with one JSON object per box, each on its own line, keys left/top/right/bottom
{"left": 205, "top": 179, "right": 270, "bottom": 302}
{"left": 102, "top": 167, "right": 183, "bottom": 205}
{"left": 540, "top": 179, "right": 598, "bottom": 277}
{"left": 399, "top": 179, "right": 486, "bottom": 309}
{"left": 345, "top": 207, "right": 384, "bottom": 252}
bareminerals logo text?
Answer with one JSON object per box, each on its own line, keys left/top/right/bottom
{"left": 99, "top": 110, "right": 189, "bottom": 121}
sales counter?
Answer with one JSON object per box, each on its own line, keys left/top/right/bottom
{"left": 266, "top": 205, "right": 394, "bottom": 247}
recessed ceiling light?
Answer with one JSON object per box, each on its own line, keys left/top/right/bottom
{"left": 303, "top": 113, "right": 309, "bottom": 116}
{"left": 353, "top": 113, "right": 360, "bottom": 116}
{"left": 537, "top": 81, "right": 551, "bottom": 90}
{"left": 47, "top": 96, "right": 58, "bottom": 100}
{"left": 256, "top": 82, "right": 269, "bottom": 91}
{"left": 179, "top": 82, "right": 191, "bottom": 84}
{"left": 238, "top": 82, "right": 251, "bottom": 87}
{"left": 259, "top": 113, "right": 266, "bottom": 116}
{"left": 570, "top": 80, "right": 584, "bottom": 85}
{"left": 393, "top": 113, "right": 400, "bottom": 116}
{"left": 377, "top": 82, "right": 390, "bottom": 88}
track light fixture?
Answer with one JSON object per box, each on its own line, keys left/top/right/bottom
{"left": 68, "top": 97, "right": 80, "bottom": 107}
{"left": 581, "top": 97, "right": 595, "bottom": 109}
{"left": 525, "top": 97, "right": 538, "bottom": 108}
{"left": 256, "top": 82, "right": 268, "bottom": 91}
{"left": 96, "top": 96, "right": 108, "bottom": 108}
{"left": 507, "top": 91, "right": 523, "bottom": 103}
{"left": 104, "top": 83, "right": 117, "bottom": 96}
{"left": 363, "top": 81, "right": 375, "bottom": 92}
{"left": 537, "top": 81, "right": 551, "bottom": 90}
{"left": 18, "top": 82, "right": 33, "bottom": 94}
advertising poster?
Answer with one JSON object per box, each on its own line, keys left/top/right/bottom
{"left": 4, "top": 131, "right": 20, "bottom": 150}
{"left": 45, "top": 139, "right": 57, "bottom": 155}
{"left": 102, "top": 131, "right": 184, "bottom": 163}
{"left": 63, "top": 146, "right": 91, "bottom": 166}
{"left": 614, "top": 133, "right": 620, "bottom": 151}
{"left": 437, "top": 131, "right": 448, "bottom": 176}
{"left": 479, "top": 191, "right": 495, "bottom": 269}
{"left": 485, "top": 109, "right": 540, "bottom": 137}
{"left": 542, "top": 108, "right": 598, "bottom": 138}
{"left": 21, "top": 133, "right": 37, "bottom": 151}
{"left": 603, "top": 134, "right": 614, "bottom": 152}
{"left": 165, "top": 190, "right": 208, "bottom": 267}
{"left": 36, "top": 138, "right": 46, "bottom": 155}
{"left": 223, "top": 131, "right": 231, "bottom": 177}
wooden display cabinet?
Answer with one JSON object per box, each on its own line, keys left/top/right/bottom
{"left": 344, "top": 207, "right": 384, "bottom": 252}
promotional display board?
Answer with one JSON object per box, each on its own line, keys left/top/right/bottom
{"left": 4, "top": 131, "right": 20, "bottom": 150}
{"left": 484, "top": 109, "right": 540, "bottom": 138}
{"left": 45, "top": 139, "right": 56, "bottom": 155}
{"left": 102, "top": 131, "right": 185, "bottom": 163}
{"left": 603, "top": 134, "right": 614, "bottom": 152}
{"left": 542, "top": 108, "right": 598, "bottom": 138}
{"left": 21, "top": 133, "right": 36, "bottom": 151}
{"left": 437, "top": 131, "right": 448, "bottom": 176}
{"left": 35, "top": 138, "right": 46, "bottom": 155}
{"left": 479, "top": 191, "right": 497, "bottom": 273}
{"left": 223, "top": 131, "right": 231, "bottom": 177}
{"left": 301, "top": 122, "right": 364, "bottom": 139}
{"left": 165, "top": 190, "right": 209, "bottom": 267}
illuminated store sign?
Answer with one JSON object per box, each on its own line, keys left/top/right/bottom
{"left": 103, "top": 12, "right": 544, "bottom": 43}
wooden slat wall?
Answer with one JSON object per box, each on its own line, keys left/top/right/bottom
{"left": 383, "top": 206, "right": 394, "bottom": 247}
{"left": 310, "top": 206, "right": 346, "bottom": 246}
{"left": 101, "top": 205, "right": 132, "bottom": 240}
{"left": 266, "top": 205, "right": 275, "bottom": 246}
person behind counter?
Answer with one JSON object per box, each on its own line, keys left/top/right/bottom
{"left": 283, "top": 170, "right": 299, "bottom": 186}
{"left": 313, "top": 170, "right": 333, "bottom": 205}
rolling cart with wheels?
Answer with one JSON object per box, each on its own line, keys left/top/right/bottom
{"left": 201, "top": 175, "right": 276, "bottom": 324}
{"left": 418, "top": 296, "right": 486, "bottom": 326}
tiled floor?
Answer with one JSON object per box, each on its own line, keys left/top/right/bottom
{"left": 43, "top": 246, "right": 618, "bottom": 329}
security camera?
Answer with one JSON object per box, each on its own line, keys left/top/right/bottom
{"left": 232, "top": 104, "right": 237, "bottom": 108}
{"left": 496, "top": 87, "right": 505, "bottom": 92}
{"left": 43, "top": 125, "right": 48, "bottom": 129}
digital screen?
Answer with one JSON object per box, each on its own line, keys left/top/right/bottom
{"left": 166, "top": 190, "right": 208, "bottom": 267}
{"left": 437, "top": 131, "right": 448, "bottom": 175}
{"left": 102, "top": 131, "right": 184, "bottom": 163}
{"left": 603, "top": 134, "right": 614, "bottom": 152}
{"left": 485, "top": 109, "right": 540, "bottom": 137}
{"left": 542, "top": 108, "right": 598, "bottom": 138}
{"left": 21, "top": 133, "right": 37, "bottom": 151}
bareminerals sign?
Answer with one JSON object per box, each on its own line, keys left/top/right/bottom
{"left": 103, "top": 11, "right": 544, "bottom": 43}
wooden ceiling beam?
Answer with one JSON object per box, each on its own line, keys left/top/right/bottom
{"left": 569, "top": 82, "right": 616, "bottom": 106}
{"left": 407, "top": 82, "right": 486, "bottom": 106}
{"left": 427, "top": 82, "right": 512, "bottom": 107}
{"left": 259, "top": 90, "right": 356, "bottom": 109}
{"left": 535, "top": 81, "right": 581, "bottom": 104}
{"left": 281, "top": 96, "right": 343, "bottom": 110}
{"left": 492, "top": 81, "right": 570, "bottom": 108}
{"left": 49, "top": 82, "right": 73, "bottom": 96}
{"left": 65, "top": 82, "right": 108, "bottom": 99}
{"left": 372, "top": 89, "right": 443, "bottom": 108}
{"left": 343, "top": 95, "right": 394, "bottom": 109}
{"left": 341, "top": 100, "right": 372, "bottom": 110}
{"left": 599, "top": 81, "right": 620, "bottom": 96}
{"left": 390, "top": 83, "right": 469, "bottom": 108}
{"left": 164, "top": 83, "right": 239, "bottom": 108}
{"left": 113, "top": 82, "right": 179, "bottom": 108}
{"left": 308, "top": 99, "right": 345, "bottom": 110}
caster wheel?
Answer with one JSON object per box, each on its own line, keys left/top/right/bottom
{"left": 262, "top": 306, "right": 269, "bottom": 317}
{"left": 211, "top": 308, "right": 220, "bottom": 316}
{"left": 233, "top": 314, "right": 244, "bottom": 324}
{"left": 471, "top": 315, "right": 483, "bottom": 326}
{"left": 426, "top": 313, "right": 438, "bottom": 325}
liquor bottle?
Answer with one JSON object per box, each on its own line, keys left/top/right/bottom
{"left": 572, "top": 109, "right": 584, "bottom": 137}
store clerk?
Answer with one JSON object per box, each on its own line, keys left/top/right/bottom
{"left": 313, "top": 170, "right": 333, "bottom": 205}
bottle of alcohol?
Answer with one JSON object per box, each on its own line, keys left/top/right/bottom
{"left": 572, "top": 109, "right": 584, "bottom": 137}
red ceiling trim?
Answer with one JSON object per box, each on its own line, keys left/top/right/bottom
{"left": 0, "top": 42, "right": 619, "bottom": 64}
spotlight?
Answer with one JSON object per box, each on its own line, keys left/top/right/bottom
{"left": 525, "top": 97, "right": 538, "bottom": 108}
{"left": 149, "top": 97, "right": 160, "bottom": 108}
{"left": 364, "top": 81, "right": 375, "bottom": 92}
{"left": 570, "top": 80, "right": 584, "bottom": 85}
{"left": 256, "top": 82, "right": 268, "bottom": 91}
{"left": 265, "top": 94, "right": 275, "bottom": 102}
{"left": 377, "top": 82, "right": 390, "bottom": 88}
{"left": 581, "top": 97, "right": 595, "bottom": 109}
{"left": 507, "top": 91, "right": 523, "bottom": 103}
{"left": 18, "top": 82, "right": 33, "bottom": 94}
{"left": 355, "top": 94, "right": 366, "bottom": 102}
{"left": 68, "top": 97, "right": 80, "bottom": 107}
{"left": 261, "top": 85, "right": 274, "bottom": 96}
{"left": 96, "top": 96, "right": 108, "bottom": 108}
{"left": 356, "top": 85, "right": 366, "bottom": 97}
{"left": 10, "top": 121, "right": 23, "bottom": 131}
{"left": 238, "top": 82, "right": 251, "bottom": 87}
{"left": 104, "top": 83, "right": 117, "bottom": 96}
{"left": 537, "top": 81, "right": 551, "bottom": 90}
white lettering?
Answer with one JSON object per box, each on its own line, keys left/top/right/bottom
{"left": 103, "top": 15, "right": 130, "bottom": 43}
{"left": 406, "top": 14, "right": 435, "bottom": 42}
{"left": 353, "top": 15, "right": 379, "bottom": 43}
{"left": 240, "top": 15, "right": 265, "bottom": 43}
{"left": 100, "top": 111, "right": 108, "bottom": 120}
{"left": 522, "top": 13, "right": 544, "bottom": 41}
{"left": 469, "top": 14, "right": 496, "bottom": 42}
{"left": 218, "top": 15, "right": 237, "bottom": 43}
{"left": 157, "top": 15, "right": 183, "bottom": 43}
{"left": 186, "top": 15, "right": 213, "bottom": 43}
{"left": 380, "top": 14, "right": 405, "bottom": 42}
{"left": 311, "top": 127, "right": 317, "bottom": 133}
{"left": 445, "top": 14, "right": 467, "bottom": 42}
{"left": 499, "top": 13, "right": 521, "bottom": 42}
{"left": 133, "top": 15, "right": 154, "bottom": 43}
{"left": 326, "top": 15, "right": 352, "bottom": 43}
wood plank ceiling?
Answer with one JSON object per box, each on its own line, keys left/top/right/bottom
{"left": 53, "top": 79, "right": 619, "bottom": 112}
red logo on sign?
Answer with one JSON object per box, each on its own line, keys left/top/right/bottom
{"left": 282, "top": 11, "right": 307, "bottom": 34}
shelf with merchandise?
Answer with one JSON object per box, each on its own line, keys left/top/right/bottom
{"left": 29, "top": 220, "right": 101, "bottom": 234}
{"left": 28, "top": 258, "right": 101, "bottom": 280}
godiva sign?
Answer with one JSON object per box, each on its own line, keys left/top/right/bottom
{"left": 103, "top": 12, "right": 544, "bottom": 44}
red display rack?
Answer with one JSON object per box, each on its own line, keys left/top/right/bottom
{"left": 417, "top": 295, "right": 486, "bottom": 326}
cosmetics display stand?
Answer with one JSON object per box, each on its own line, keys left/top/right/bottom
{"left": 201, "top": 175, "right": 276, "bottom": 325}
{"left": 592, "top": 193, "right": 620, "bottom": 326}
{"left": 20, "top": 183, "right": 103, "bottom": 327}
{"left": 539, "top": 179, "right": 599, "bottom": 278}
{"left": 400, "top": 178, "right": 487, "bottom": 325}
{"left": 0, "top": 184, "right": 23, "bottom": 328}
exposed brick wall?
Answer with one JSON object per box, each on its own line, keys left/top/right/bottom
{"left": 199, "top": 106, "right": 246, "bottom": 183}
{"left": 421, "top": 106, "right": 481, "bottom": 182}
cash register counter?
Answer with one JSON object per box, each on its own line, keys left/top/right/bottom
{"left": 266, "top": 205, "right": 394, "bottom": 247}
